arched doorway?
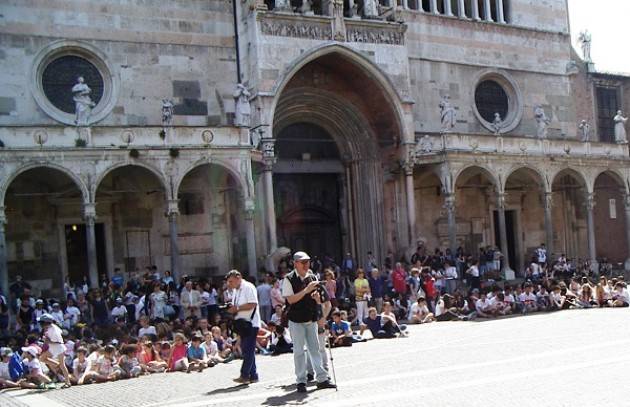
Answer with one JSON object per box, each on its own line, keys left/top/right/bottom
{"left": 272, "top": 49, "right": 403, "bottom": 266}
{"left": 4, "top": 166, "right": 87, "bottom": 297}
{"left": 551, "top": 169, "right": 587, "bottom": 261}
{"left": 593, "top": 171, "right": 628, "bottom": 265}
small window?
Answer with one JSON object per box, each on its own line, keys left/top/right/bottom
{"left": 422, "top": 0, "right": 430, "bottom": 12}
{"left": 596, "top": 87, "right": 619, "bottom": 143}
{"left": 42, "top": 55, "right": 104, "bottom": 114}
{"left": 475, "top": 80, "right": 509, "bottom": 123}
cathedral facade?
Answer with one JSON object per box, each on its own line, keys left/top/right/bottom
{"left": 0, "top": 0, "right": 629, "bottom": 298}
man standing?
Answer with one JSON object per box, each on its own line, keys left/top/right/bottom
{"left": 283, "top": 251, "right": 336, "bottom": 393}
{"left": 227, "top": 270, "right": 260, "bottom": 384}
{"left": 181, "top": 280, "right": 201, "bottom": 319}
{"left": 256, "top": 274, "right": 273, "bottom": 323}
{"left": 535, "top": 243, "right": 547, "bottom": 267}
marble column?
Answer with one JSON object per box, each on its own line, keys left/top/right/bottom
{"left": 345, "top": 162, "right": 357, "bottom": 257}
{"left": 471, "top": 0, "right": 480, "bottom": 20}
{"left": 496, "top": 192, "right": 512, "bottom": 272}
{"left": 404, "top": 163, "right": 417, "bottom": 247}
{"left": 444, "top": 0, "right": 453, "bottom": 15}
{"left": 261, "top": 137, "right": 277, "bottom": 271}
{"left": 167, "top": 200, "right": 180, "bottom": 281}
{"left": 624, "top": 195, "right": 630, "bottom": 271}
{"left": 585, "top": 192, "right": 598, "bottom": 272}
{"left": 543, "top": 192, "right": 554, "bottom": 260}
{"left": 0, "top": 207, "right": 8, "bottom": 299}
{"left": 244, "top": 205, "right": 257, "bottom": 276}
{"left": 402, "top": 0, "right": 408, "bottom": 10}
{"left": 483, "top": 0, "right": 492, "bottom": 21}
{"left": 445, "top": 193, "right": 457, "bottom": 255}
{"left": 83, "top": 203, "right": 99, "bottom": 289}
{"left": 430, "top": 0, "right": 438, "bottom": 14}
{"left": 457, "top": 0, "right": 466, "bottom": 17}
{"left": 496, "top": 0, "right": 506, "bottom": 23}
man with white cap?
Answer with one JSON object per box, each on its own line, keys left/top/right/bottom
{"left": 282, "top": 251, "right": 336, "bottom": 393}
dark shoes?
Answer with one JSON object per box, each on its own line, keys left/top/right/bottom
{"left": 306, "top": 373, "right": 314, "bottom": 382}
{"left": 316, "top": 380, "right": 337, "bottom": 390}
{"left": 297, "top": 383, "right": 307, "bottom": 393}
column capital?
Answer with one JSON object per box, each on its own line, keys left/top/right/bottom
{"left": 496, "top": 192, "right": 507, "bottom": 210}
{"left": 444, "top": 193, "right": 456, "bottom": 212}
{"left": 261, "top": 137, "right": 276, "bottom": 171}
{"left": 585, "top": 192, "right": 596, "bottom": 211}
{"left": 543, "top": 192, "right": 553, "bottom": 210}
{"left": 402, "top": 160, "right": 414, "bottom": 176}
{"left": 167, "top": 199, "right": 179, "bottom": 217}
{"left": 83, "top": 202, "right": 97, "bottom": 221}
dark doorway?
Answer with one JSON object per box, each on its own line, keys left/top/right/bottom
{"left": 65, "top": 223, "right": 107, "bottom": 285}
{"left": 493, "top": 210, "right": 517, "bottom": 272}
{"left": 274, "top": 173, "right": 342, "bottom": 263}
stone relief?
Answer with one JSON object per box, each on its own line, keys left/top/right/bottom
{"left": 233, "top": 84, "right": 251, "bottom": 127}
{"left": 534, "top": 105, "right": 550, "bottom": 139}
{"left": 72, "top": 76, "right": 96, "bottom": 126}
{"left": 260, "top": 19, "right": 333, "bottom": 40}
{"left": 346, "top": 26, "right": 404, "bottom": 45}
{"left": 578, "top": 120, "right": 591, "bottom": 142}
{"left": 161, "top": 99, "right": 174, "bottom": 127}
{"left": 363, "top": 0, "right": 379, "bottom": 18}
{"left": 492, "top": 113, "right": 503, "bottom": 135}
{"left": 614, "top": 110, "right": 628, "bottom": 144}
{"left": 439, "top": 95, "right": 456, "bottom": 133}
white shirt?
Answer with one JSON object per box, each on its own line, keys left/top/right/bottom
{"left": 615, "top": 288, "right": 630, "bottom": 304}
{"left": 519, "top": 292, "right": 537, "bottom": 303}
{"left": 475, "top": 298, "right": 491, "bottom": 312}
{"left": 64, "top": 306, "right": 81, "bottom": 327}
{"left": 410, "top": 303, "right": 429, "bottom": 316}
{"left": 233, "top": 280, "right": 260, "bottom": 328}
{"left": 203, "top": 340, "right": 218, "bottom": 356}
{"left": 138, "top": 326, "right": 157, "bottom": 338}
{"left": 207, "top": 288, "right": 218, "bottom": 306}
{"left": 0, "top": 362, "right": 10, "bottom": 380}
{"left": 257, "top": 283, "right": 272, "bottom": 307}
{"left": 468, "top": 265, "right": 480, "bottom": 277}
{"left": 536, "top": 247, "right": 547, "bottom": 263}
{"left": 111, "top": 305, "right": 127, "bottom": 318}
{"left": 444, "top": 266, "right": 458, "bottom": 279}
{"left": 282, "top": 270, "right": 317, "bottom": 297}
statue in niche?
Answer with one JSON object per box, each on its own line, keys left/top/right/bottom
{"left": 363, "top": 0, "right": 379, "bottom": 18}
{"left": 233, "top": 83, "right": 251, "bottom": 127}
{"left": 534, "top": 105, "right": 550, "bottom": 139}
{"left": 578, "top": 120, "right": 591, "bottom": 142}
{"left": 275, "top": 0, "right": 292, "bottom": 12}
{"left": 72, "top": 76, "right": 96, "bottom": 126}
{"left": 301, "top": 0, "right": 314, "bottom": 15}
{"left": 439, "top": 95, "right": 456, "bottom": 133}
{"left": 415, "top": 134, "right": 433, "bottom": 154}
{"left": 161, "top": 99, "right": 174, "bottom": 126}
{"left": 614, "top": 110, "right": 628, "bottom": 144}
{"left": 492, "top": 112, "right": 503, "bottom": 135}
{"left": 578, "top": 30, "right": 592, "bottom": 62}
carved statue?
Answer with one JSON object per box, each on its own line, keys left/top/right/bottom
{"left": 72, "top": 76, "right": 96, "bottom": 126}
{"left": 534, "top": 105, "right": 550, "bottom": 139}
{"left": 275, "top": 0, "right": 292, "bottom": 12}
{"left": 161, "top": 99, "right": 174, "bottom": 126}
{"left": 233, "top": 83, "right": 251, "bottom": 127}
{"left": 439, "top": 95, "right": 456, "bottom": 133}
{"left": 578, "top": 120, "right": 591, "bottom": 142}
{"left": 301, "top": 0, "right": 314, "bottom": 14}
{"left": 614, "top": 110, "right": 628, "bottom": 144}
{"left": 363, "top": 0, "right": 379, "bottom": 18}
{"left": 492, "top": 112, "right": 503, "bottom": 135}
{"left": 416, "top": 134, "right": 433, "bottom": 154}
{"left": 578, "top": 30, "right": 592, "bottom": 62}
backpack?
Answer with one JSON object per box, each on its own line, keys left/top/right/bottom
{"left": 9, "top": 352, "right": 25, "bottom": 381}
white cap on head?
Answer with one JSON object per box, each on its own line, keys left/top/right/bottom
{"left": 293, "top": 251, "right": 311, "bottom": 261}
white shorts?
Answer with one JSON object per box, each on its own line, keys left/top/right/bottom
{"left": 48, "top": 343, "right": 67, "bottom": 359}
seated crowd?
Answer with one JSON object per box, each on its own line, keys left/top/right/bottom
{"left": 0, "top": 245, "right": 628, "bottom": 390}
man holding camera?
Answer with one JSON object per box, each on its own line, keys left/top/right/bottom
{"left": 226, "top": 270, "right": 260, "bottom": 384}
{"left": 282, "top": 251, "right": 337, "bottom": 393}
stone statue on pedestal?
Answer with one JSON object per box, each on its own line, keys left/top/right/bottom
{"left": 275, "top": 0, "right": 292, "bottom": 12}
{"left": 614, "top": 110, "right": 628, "bottom": 144}
{"left": 534, "top": 105, "right": 550, "bottom": 139}
{"left": 578, "top": 30, "right": 592, "bottom": 62}
{"left": 439, "top": 95, "right": 456, "bottom": 133}
{"left": 578, "top": 120, "right": 590, "bottom": 142}
{"left": 363, "top": 0, "right": 379, "bottom": 18}
{"left": 161, "top": 99, "right": 174, "bottom": 126}
{"left": 72, "top": 76, "right": 96, "bottom": 126}
{"left": 233, "top": 83, "right": 251, "bottom": 127}
{"left": 301, "top": 0, "right": 314, "bottom": 15}
{"left": 492, "top": 112, "right": 503, "bottom": 135}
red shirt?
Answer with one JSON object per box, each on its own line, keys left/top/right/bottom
{"left": 392, "top": 269, "right": 407, "bottom": 294}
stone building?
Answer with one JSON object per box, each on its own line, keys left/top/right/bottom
{"left": 0, "top": 0, "right": 629, "bottom": 298}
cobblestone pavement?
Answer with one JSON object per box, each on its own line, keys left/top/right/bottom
{"left": 3, "top": 308, "right": 630, "bottom": 407}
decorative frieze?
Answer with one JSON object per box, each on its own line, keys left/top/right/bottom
{"left": 345, "top": 25, "right": 405, "bottom": 45}
{"left": 260, "top": 18, "right": 333, "bottom": 40}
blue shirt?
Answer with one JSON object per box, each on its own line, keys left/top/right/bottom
{"left": 362, "top": 316, "right": 382, "bottom": 337}
{"left": 331, "top": 320, "right": 351, "bottom": 336}
{"left": 187, "top": 345, "right": 206, "bottom": 360}
{"left": 368, "top": 276, "right": 385, "bottom": 298}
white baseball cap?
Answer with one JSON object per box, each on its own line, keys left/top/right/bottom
{"left": 293, "top": 251, "right": 311, "bottom": 261}
{"left": 21, "top": 346, "right": 39, "bottom": 357}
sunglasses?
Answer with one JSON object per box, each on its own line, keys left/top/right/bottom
{"left": 298, "top": 260, "right": 310, "bottom": 264}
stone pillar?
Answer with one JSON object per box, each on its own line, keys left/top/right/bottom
{"left": 457, "top": 0, "right": 466, "bottom": 17}
{"left": 244, "top": 204, "right": 257, "bottom": 276}
{"left": 496, "top": 0, "right": 506, "bottom": 23}
{"left": 402, "top": 0, "right": 408, "bottom": 10}
{"left": 445, "top": 193, "right": 457, "bottom": 255}
{"left": 345, "top": 162, "right": 357, "bottom": 257}
{"left": 0, "top": 207, "right": 8, "bottom": 299}
{"left": 471, "top": 0, "right": 480, "bottom": 20}
{"left": 430, "top": 0, "right": 438, "bottom": 14}
{"left": 404, "top": 163, "right": 417, "bottom": 247}
{"left": 496, "top": 193, "right": 513, "bottom": 273}
{"left": 261, "top": 137, "right": 277, "bottom": 271}
{"left": 624, "top": 195, "right": 630, "bottom": 271}
{"left": 543, "top": 192, "right": 554, "bottom": 260}
{"left": 483, "top": 0, "right": 492, "bottom": 21}
{"left": 444, "top": 0, "right": 453, "bottom": 15}
{"left": 585, "top": 192, "right": 598, "bottom": 272}
{"left": 167, "top": 199, "right": 181, "bottom": 281}
{"left": 83, "top": 203, "right": 99, "bottom": 289}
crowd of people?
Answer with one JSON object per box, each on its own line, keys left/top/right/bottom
{"left": 0, "top": 243, "right": 628, "bottom": 391}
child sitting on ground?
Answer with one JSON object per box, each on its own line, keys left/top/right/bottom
{"left": 0, "top": 347, "right": 23, "bottom": 389}
{"left": 118, "top": 344, "right": 143, "bottom": 378}
{"left": 330, "top": 311, "right": 352, "bottom": 347}
{"left": 186, "top": 335, "right": 208, "bottom": 373}
{"left": 409, "top": 297, "right": 434, "bottom": 324}
{"left": 139, "top": 342, "right": 168, "bottom": 373}
{"left": 71, "top": 347, "right": 88, "bottom": 384}
{"left": 21, "top": 346, "right": 51, "bottom": 387}
{"left": 167, "top": 333, "right": 189, "bottom": 372}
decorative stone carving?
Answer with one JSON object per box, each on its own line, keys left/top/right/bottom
{"left": 72, "top": 76, "right": 96, "bottom": 126}
{"left": 201, "top": 129, "right": 215, "bottom": 145}
{"left": 161, "top": 99, "right": 174, "bottom": 127}
{"left": 414, "top": 134, "right": 433, "bottom": 156}
{"left": 534, "top": 105, "right": 550, "bottom": 139}
{"left": 120, "top": 129, "right": 135, "bottom": 145}
{"left": 261, "top": 137, "right": 276, "bottom": 170}
{"left": 274, "top": 0, "right": 292, "bottom": 12}
{"left": 578, "top": 30, "right": 592, "bottom": 62}
{"left": 33, "top": 129, "right": 48, "bottom": 147}
{"left": 578, "top": 120, "right": 591, "bottom": 142}
{"left": 439, "top": 95, "right": 456, "bottom": 133}
{"left": 300, "top": 0, "right": 314, "bottom": 15}
{"left": 492, "top": 113, "right": 503, "bottom": 135}
{"left": 614, "top": 110, "right": 628, "bottom": 144}
{"left": 260, "top": 19, "right": 333, "bottom": 40}
{"left": 233, "top": 84, "right": 251, "bottom": 128}
{"left": 363, "top": 0, "right": 379, "bottom": 18}
{"left": 332, "top": 0, "right": 346, "bottom": 41}
{"left": 345, "top": 25, "right": 405, "bottom": 45}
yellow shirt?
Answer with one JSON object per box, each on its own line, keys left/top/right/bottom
{"left": 354, "top": 278, "right": 370, "bottom": 300}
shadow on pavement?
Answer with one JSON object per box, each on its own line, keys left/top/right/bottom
{"left": 205, "top": 383, "right": 249, "bottom": 395}
{"left": 261, "top": 390, "right": 312, "bottom": 406}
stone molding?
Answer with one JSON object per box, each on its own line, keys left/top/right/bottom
{"left": 471, "top": 69, "right": 523, "bottom": 135}
{"left": 259, "top": 14, "right": 333, "bottom": 40}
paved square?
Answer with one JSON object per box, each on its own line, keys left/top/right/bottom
{"left": 3, "top": 308, "right": 630, "bottom": 407}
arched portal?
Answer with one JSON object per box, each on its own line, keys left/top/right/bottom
{"left": 593, "top": 172, "right": 628, "bottom": 265}
{"left": 272, "top": 49, "right": 403, "bottom": 265}
{"left": 4, "top": 167, "right": 86, "bottom": 297}
{"left": 551, "top": 169, "right": 587, "bottom": 262}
